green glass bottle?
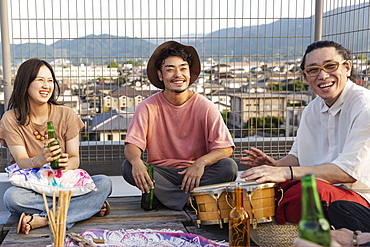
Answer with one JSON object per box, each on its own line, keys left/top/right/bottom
{"left": 47, "top": 121, "right": 61, "bottom": 169}
{"left": 148, "top": 164, "right": 154, "bottom": 210}
{"left": 298, "top": 174, "right": 331, "bottom": 246}
{"left": 229, "top": 183, "right": 250, "bottom": 247}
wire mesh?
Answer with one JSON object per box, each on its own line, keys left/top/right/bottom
{"left": 0, "top": 0, "right": 369, "bottom": 174}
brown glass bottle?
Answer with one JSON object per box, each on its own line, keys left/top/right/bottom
{"left": 47, "top": 121, "right": 61, "bottom": 169}
{"left": 298, "top": 174, "right": 331, "bottom": 246}
{"left": 229, "top": 183, "right": 250, "bottom": 247}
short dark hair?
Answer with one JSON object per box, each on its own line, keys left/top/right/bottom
{"left": 154, "top": 46, "right": 193, "bottom": 71}
{"left": 8, "top": 58, "right": 60, "bottom": 125}
{"left": 300, "top": 40, "right": 356, "bottom": 80}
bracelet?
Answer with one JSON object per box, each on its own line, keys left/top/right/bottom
{"left": 31, "top": 157, "right": 35, "bottom": 168}
{"left": 353, "top": 230, "right": 361, "bottom": 246}
{"left": 288, "top": 166, "right": 294, "bottom": 180}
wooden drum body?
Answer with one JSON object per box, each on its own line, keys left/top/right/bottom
{"left": 190, "top": 181, "right": 277, "bottom": 229}
{"left": 190, "top": 182, "right": 233, "bottom": 228}
{"left": 226, "top": 181, "right": 277, "bottom": 229}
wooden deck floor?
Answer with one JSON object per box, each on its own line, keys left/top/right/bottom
{"left": 0, "top": 196, "right": 231, "bottom": 246}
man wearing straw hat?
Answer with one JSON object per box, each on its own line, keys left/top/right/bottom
{"left": 122, "top": 41, "right": 238, "bottom": 211}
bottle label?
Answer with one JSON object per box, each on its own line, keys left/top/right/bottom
{"left": 229, "top": 222, "right": 249, "bottom": 246}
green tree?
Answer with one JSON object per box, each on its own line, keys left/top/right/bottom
{"left": 108, "top": 61, "right": 119, "bottom": 68}
{"left": 244, "top": 116, "right": 284, "bottom": 137}
{"left": 116, "top": 77, "right": 126, "bottom": 86}
{"left": 357, "top": 54, "right": 368, "bottom": 60}
{"left": 286, "top": 80, "right": 308, "bottom": 91}
{"left": 221, "top": 110, "right": 230, "bottom": 124}
{"left": 268, "top": 82, "right": 283, "bottom": 91}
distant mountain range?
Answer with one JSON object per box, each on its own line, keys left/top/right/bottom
{"left": 0, "top": 2, "right": 368, "bottom": 65}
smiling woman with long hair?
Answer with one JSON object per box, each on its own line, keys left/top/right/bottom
{"left": 0, "top": 58, "right": 112, "bottom": 234}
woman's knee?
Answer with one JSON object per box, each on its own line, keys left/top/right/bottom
{"left": 3, "top": 186, "right": 24, "bottom": 212}
{"left": 92, "top": 175, "right": 112, "bottom": 192}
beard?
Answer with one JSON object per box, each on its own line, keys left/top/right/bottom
{"left": 170, "top": 88, "right": 187, "bottom": 94}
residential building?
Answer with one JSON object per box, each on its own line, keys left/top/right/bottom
{"left": 53, "top": 65, "right": 120, "bottom": 85}
{"left": 229, "top": 93, "right": 287, "bottom": 129}
{"left": 89, "top": 109, "right": 133, "bottom": 141}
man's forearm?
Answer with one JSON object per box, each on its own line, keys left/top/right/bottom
{"left": 195, "top": 147, "right": 233, "bottom": 167}
{"left": 124, "top": 143, "right": 144, "bottom": 166}
{"left": 276, "top": 154, "right": 299, "bottom": 167}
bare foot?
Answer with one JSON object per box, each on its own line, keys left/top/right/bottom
{"left": 18, "top": 214, "right": 48, "bottom": 234}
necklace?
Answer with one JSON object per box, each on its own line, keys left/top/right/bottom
{"left": 30, "top": 105, "right": 50, "bottom": 141}
{"left": 31, "top": 121, "right": 48, "bottom": 141}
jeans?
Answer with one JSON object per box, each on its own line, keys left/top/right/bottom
{"left": 3, "top": 175, "right": 112, "bottom": 229}
{"left": 122, "top": 158, "right": 238, "bottom": 210}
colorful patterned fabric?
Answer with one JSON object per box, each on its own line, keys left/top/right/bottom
{"left": 65, "top": 229, "right": 228, "bottom": 247}
{"left": 6, "top": 163, "right": 97, "bottom": 196}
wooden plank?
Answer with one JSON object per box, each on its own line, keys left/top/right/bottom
{"left": 1, "top": 226, "right": 52, "bottom": 246}
{"left": 69, "top": 220, "right": 187, "bottom": 233}
{"left": 1, "top": 196, "right": 248, "bottom": 246}
{"left": 0, "top": 196, "right": 194, "bottom": 246}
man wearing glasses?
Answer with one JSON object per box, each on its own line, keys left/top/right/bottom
{"left": 240, "top": 40, "right": 370, "bottom": 225}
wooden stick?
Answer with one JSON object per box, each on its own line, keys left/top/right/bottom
{"left": 42, "top": 192, "right": 56, "bottom": 237}
{"left": 48, "top": 210, "right": 57, "bottom": 239}
{"left": 62, "top": 190, "right": 72, "bottom": 244}
{"left": 53, "top": 191, "right": 56, "bottom": 219}
{"left": 60, "top": 191, "right": 67, "bottom": 246}
{"left": 56, "top": 191, "right": 63, "bottom": 246}
{"left": 42, "top": 191, "right": 74, "bottom": 246}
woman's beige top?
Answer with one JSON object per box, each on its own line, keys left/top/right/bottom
{"left": 0, "top": 104, "right": 84, "bottom": 164}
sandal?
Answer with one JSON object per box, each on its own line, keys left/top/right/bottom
{"left": 17, "top": 213, "right": 33, "bottom": 234}
{"left": 104, "top": 200, "right": 111, "bottom": 216}
{"left": 95, "top": 200, "right": 110, "bottom": 217}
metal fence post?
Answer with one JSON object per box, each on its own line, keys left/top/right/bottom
{"left": 314, "top": 0, "right": 324, "bottom": 41}
{"left": 0, "top": 0, "right": 12, "bottom": 111}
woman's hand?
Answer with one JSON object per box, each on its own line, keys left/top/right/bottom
{"left": 57, "top": 153, "right": 70, "bottom": 171}
{"left": 42, "top": 138, "right": 62, "bottom": 166}
{"left": 240, "top": 147, "right": 277, "bottom": 168}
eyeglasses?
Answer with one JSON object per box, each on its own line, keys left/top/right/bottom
{"left": 303, "top": 60, "right": 348, "bottom": 77}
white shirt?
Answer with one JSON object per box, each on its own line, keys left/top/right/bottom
{"left": 289, "top": 80, "right": 370, "bottom": 202}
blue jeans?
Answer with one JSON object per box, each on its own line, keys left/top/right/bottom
{"left": 3, "top": 175, "right": 112, "bottom": 229}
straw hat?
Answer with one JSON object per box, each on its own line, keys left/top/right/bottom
{"left": 146, "top": 41, "right": 201, "bottom": 89}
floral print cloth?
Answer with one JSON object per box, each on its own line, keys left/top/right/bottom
{"left": 6, "top": 163, "right": 97, "bottom": 196}
{"left": 65, "top": 229, "right": 228, "bottom": 247}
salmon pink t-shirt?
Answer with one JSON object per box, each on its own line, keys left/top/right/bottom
{"left": 124, "top": 92, "right": 235, "bottom": 168}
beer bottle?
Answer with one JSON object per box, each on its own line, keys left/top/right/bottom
{"left": 47, "top": 121, "right": 61, "bottom": 169}
{"left": 229, "top": 183, "right": 250, "bottom": 247}
{"left": 148, "top": 164, "right": 154, "bottom": 210}
{"left": 299, "top": 174, "right": 331, "bottom": 246}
